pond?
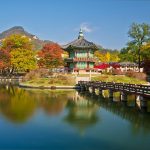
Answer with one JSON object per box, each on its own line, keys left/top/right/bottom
{"left": 0, "top": 85, "right": 150, "bottom": 150}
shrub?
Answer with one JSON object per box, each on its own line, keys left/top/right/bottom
{"left": 48, "top": 75, "right": 75, "bottom": 85}
{"left": 112, "top": 69, "right": 125, "bottom": 75}
{"left": 23, "top": 68, "right": 50, "bottom": 81}
{"left": 125, "top": 71, "right": 147, "bottom": 81}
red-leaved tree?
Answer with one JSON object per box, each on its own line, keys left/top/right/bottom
{"left": 0, "top": 49, "right": 11, "bottom": 75}
{"left": 38, "top": 43, "right": 63, "bottom": 69}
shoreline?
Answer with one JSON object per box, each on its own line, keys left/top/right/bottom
{"left": 19, "top": 83, "right": 80, "bottom": 89}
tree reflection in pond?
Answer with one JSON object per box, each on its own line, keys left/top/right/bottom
{"left": 0, "top": 85, "right": 36, "bottom": 123}
{"left": 0, "top": 85, "right": 73, "bottom": 123}
{"left": 0, "top": 85, "right": 150, "bottom": 135}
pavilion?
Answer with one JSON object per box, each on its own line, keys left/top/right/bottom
{"left": 63, "top": 29, "right": 98, "bottom": 73}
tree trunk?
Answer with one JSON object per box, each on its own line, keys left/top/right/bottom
{"left": 138, "top": 48, "right": 141, "bottom": 72}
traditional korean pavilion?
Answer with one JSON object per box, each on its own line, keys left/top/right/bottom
{"left": 63, "top": 29, "right": 98, "bottom": 72}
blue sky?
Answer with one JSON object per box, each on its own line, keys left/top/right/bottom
{"left": 0, "top": 0, "right": 150, "bottom": 49}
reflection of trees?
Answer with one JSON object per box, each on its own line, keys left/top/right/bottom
{"left": 64, "top": 92, "right": 99, "bottom": 134}
{"left": 39, "top": 92, "right": 68, "bottom": 115}
{"left": 26, "top": 90, "right": 73, "bottom": 115}
{"left": 82, "top": 92, "right": 150, "bottom": 134}
{"left": 0, "top": 86, "right": 74, "bottom": 124}
{"left": 0, "top": 85, "right": 36, "bottom": 123}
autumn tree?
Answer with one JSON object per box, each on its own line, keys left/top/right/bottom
{"left": 110, "top": 51, "right": 120, "bottom": 62}
{"left": 94, "top": 51, "right": 106, "bottom": 62}
{"left": 0, "top": 34, "right": 36, "bottom": 74}
{"left": 38, "top": 43, "right": 63, "bottom": 69}
{"left": 0, "top": 49, "right": 11, "bottom": 75}
{"left": 128, "top": 23, "right": 150, "bottom": 71}
{"left": 94, "top": 50, "right": 119, "bottom": 63}
{"left": 1, "top": 34, "right": 32, "bottom": 51}
{"left": 10, "top": 48, "right": 36, "bottom": 72}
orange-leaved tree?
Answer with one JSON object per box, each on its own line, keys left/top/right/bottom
{"left": 38, "top": 43, "right": 63, "bottom": 69}
{"left": 0, "top": 49, "right": 11, "bottom": 74}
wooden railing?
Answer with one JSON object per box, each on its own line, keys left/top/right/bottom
{"left": 78, "top": 81, "right": 150, "bottom": 97}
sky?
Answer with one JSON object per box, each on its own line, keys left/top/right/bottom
{"left": 0, "top": 0, "right": 150, "bottom": 50}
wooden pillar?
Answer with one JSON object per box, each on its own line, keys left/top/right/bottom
{"left": 87, "top": 50, "right": 89, "bottom": 57}
{"left": 85, "top": 85, "right": 89, "bottom": 91}
{"left": 109, "top": 90, "right": 113, "bottom": 98}
{"left": 87, "top": 62, "right": 89, "bottom": 69}
{"left": 137, "top": 95, "right": 147, "bottom": 109}
{"left": 92, "top": 86, "right": 95, "bottom": 94}
{"left": 121, "top": 92, "right": 127, "bottom": 102}
{"left": 98, "top": 88, "right": 103, "bottom": 96}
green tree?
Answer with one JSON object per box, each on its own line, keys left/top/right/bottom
{"left": 141, "top": 42, "right": 150, "bottom": 60}
{"left": 128, "top": 23, "right": 150, "bottom": 71}
{"left": 119, "top": 47, "right": 137, "bottom": 62}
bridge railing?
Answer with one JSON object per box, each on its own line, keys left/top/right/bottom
{"left": 78, "top": 81, "right": 150, "bottom": 97}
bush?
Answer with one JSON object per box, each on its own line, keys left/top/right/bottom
{"left": 112, "top": 69, "right": 125, "bottom": 75}
{"left": 23, "top": 68, "right": 50, "bottom": 81}
{"left": 125, "top": 71, "right": 147, "bottom": 81}
{"left": 48, "top": 75, "right": 75, "bottom": 85}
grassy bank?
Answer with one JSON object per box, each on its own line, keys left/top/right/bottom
{"left": 21, "top": 74, "right": 147, "bottom": 87}
{"left": 22, "top": 75, "right": 76, "bottom": 86}
{"left": 92, "top": 75, "right": 147, "bottom": 84}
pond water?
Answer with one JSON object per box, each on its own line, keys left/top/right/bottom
{"left": 0, "top": 85, "right": 150, "bottom": 150}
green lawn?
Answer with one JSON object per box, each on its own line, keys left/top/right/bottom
{"left": 22, "top": 75, "right": 76, "bottom": 86}
{"left": 92, "top": 75, "right": 147, "bottom": 84}
{"left": 22, "top": 74, "right": 147, "bottom": 87}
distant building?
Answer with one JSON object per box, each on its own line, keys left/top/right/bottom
{"left": 119, "top": 62, "right": 139, "bottom": 72}
{"left": 63, "top": 29, "right": 98, "bottom": 73}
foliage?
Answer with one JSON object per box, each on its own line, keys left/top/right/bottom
{"left": 0, "top": 49, "right": 11, "bottom": 69}
{"left": 125, "top": 71, "right": 147, "bottom": 81}
{"left": 94, "top": 50, "right": 120, "bottom": 63}
{"left": 110, "top": 52, "right": 120, "bottom": 62}
{"left": 0, "top": 34, "right": 36, "bottom": 75}
{"left": 141, "top": 42, "right": 150, "bottom": 60}
{"left": 22, "top": 75, "right": 76, "bottom": 86}
{"left": 23, "top": 68, "right": 50, "bottom": 81}
{"left": 38, "top": 43, "right": 63, "bottom": 69}
{"left": 1, "top": 34, "right": 33, "bottom": 51}
{"left": 105, "top": 52, "right": 110, "bottom": 62}
{"left": 10, "top": 48, "right": 36, "bottom": 72}
{"left": 119, "top": 47, "right": 137, "bottom": 62}
{"left": 112, "top": 69, "right": 125, "bottom": 75}
{"left": 128, "top": 23, "right": 150, "bottom": 69}
{"left": 92, "top": 75, "right": 147, "bottom": 84}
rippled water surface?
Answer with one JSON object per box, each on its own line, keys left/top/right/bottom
{"left": 0, "top": 85, "right": 150, "bottom": 150}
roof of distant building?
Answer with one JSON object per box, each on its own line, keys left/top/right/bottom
{"left": 63, "top": 29, "right": 98, "bottom": 50}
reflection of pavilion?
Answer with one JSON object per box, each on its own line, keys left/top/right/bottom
{"left": 64, "top": 91, "right": 100, "bottom": 134}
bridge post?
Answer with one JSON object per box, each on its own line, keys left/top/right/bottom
{"left": 121, "top": 92, "right": 127, "bottom": 102}
{"left": 92, "top": 86, "right": 95, "bottom": 94}
{"left": 85, "top": 85, "right": 88, "bottom": 91}
{"left": 109, "top": 90, "right": 113, "bottom": 99}
{"left": 80, "top": 85, "right": 86, "bottom": 91}
{"left": 137, "top": 95, "right": 147, "bottom": 109}
{"left": 99, "top": 88, "right": 102, "bottom": 96}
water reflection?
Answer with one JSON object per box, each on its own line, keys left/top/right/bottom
{"left": 64, "top": 92, "right": 99, "bottom": 134}
{"left": 0, "top": 85, "right": 150, "bottom": 135}
{"left": 80, "top": 91, "right": 150, "bottom": 134}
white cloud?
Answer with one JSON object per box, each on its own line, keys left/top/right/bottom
{"left": 80, "top": 23, "right": 92, "bottom": 33}
{"left": 74, "top": 22, "right": 95, "bottom": 33}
